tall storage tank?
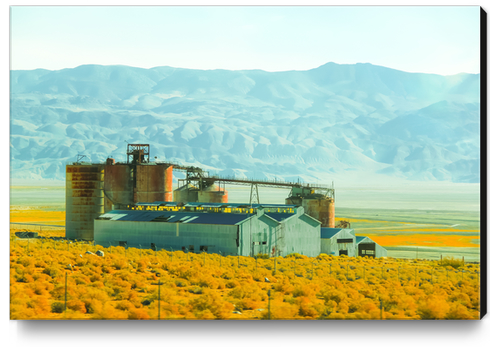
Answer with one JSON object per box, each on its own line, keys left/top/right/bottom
{"left": 134, "top": 164, "right": 173, "bottom": 203}
{"left": 174, "top": 184, "right": 199, "bottom": 203}
{"left": 66, "top": 164, "right": 104, "bottom": 240}
{"left": 198, "top": 185, "right": 228, "bottom": 203}
{"left": 302, "top": 195, "right": 335, "bottom": 228}
{"left": 104, "top": 163, "right": 132, "bottom": 211}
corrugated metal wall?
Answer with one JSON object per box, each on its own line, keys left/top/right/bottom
{"left": 95, "top": 220, "right": 240, "bottom": 255}
{"left": 320, "top": 228, "right": 356, "bottom": 256}
{"left": 94, "top": 208, "right": 322, "bottom": 257}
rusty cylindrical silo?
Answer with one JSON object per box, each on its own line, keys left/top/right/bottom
{"left": 66, "top": 164, "right": 104, "bottom": 240}
{"left": 134, "top": 164, "right": 173, "bottom": 203}
{"left": 302, "top": 195, "right": 335, "bottom": 228}
{"left": 174, "top": 184, "right": 199, "bottom": 203}
{"left": 198, "top": 185, "right": 228, "bottom": 203}
{"left": 103, "top": 163, "right": 133, "bottom": 211}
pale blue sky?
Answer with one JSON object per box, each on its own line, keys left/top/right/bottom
{"left": 10, "top": 5, "right": 480, "bottom": 75}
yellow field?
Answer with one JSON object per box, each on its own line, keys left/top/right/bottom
{"left": 363, "top": 234, "right": 480, "bottom": 248}
{"left": 9, "top": 234, "right": 481, "bottom": 320}
{"left": 10, "top": 207, "right": 65, "bottom": 225}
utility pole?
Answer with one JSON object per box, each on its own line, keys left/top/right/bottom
{"left": 268, "top": 289, "right": 271, "bottom": 320}
{"left": 151, "top": 280, "right": 164, "bottom": 320}
{"left": 158, "top": 279, "right": 161, "bottom": 320}
{"left": 64, "top": 271, "right": 68, "bottom": 317}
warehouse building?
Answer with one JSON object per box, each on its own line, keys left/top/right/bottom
{"left": 320, "top": 228, "right": 357, "bottom": 257}
{"left": 320, "top": 228, "right": 387, "bottom": 258}
{"left": 94, "top": 205, "right": 321, "bottom": 257}
{"left": 356, "top": 236, "right": 388, "bottom": 258}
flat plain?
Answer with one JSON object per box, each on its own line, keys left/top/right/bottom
{"left": 9, "top": 182, "right": 481, "bottom": 262}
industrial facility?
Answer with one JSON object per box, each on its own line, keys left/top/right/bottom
{"left": 66, "top": 143, "right": 386, "bottom": 258}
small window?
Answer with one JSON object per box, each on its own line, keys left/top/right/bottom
{"left": 189, "top": 245, "right": 194, "bottom": 252}
{"left": 362, "top": 250, "right": 366, "bottom": 255}
{"left": 366, "top": 250, "right": 375, "bottom": 255}
{"left": 150, "top": 243, "right": 156, "bottom": 251}
{"left": 200, "top": 245, "right": 208, "bottom": 252}
{"left": 119, "top": 241, "right": 127, "bottom": 247}
{"left": 182, "top": 246, "right": 186, "bottom": 251}
{"left": 261, "top": 241, "right": 267, "bottom": 245}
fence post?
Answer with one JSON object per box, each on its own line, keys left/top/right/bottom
{"left": 255, "top": 256, "right": 258, "bottom": 271}
{"left": 274, "top": 257, "right": 277, "bottom": 275}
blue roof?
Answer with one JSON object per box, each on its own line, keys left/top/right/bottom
{"left": 356, "top": 236, "right": 367, "bottom": 244}
{"left": 320, "top": 228, "right": 343, "bottom": 239}
{"left": 98, "top": 210, "right": 253, "bottom": 225}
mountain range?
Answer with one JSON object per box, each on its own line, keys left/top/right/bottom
{"left": 10, "top": 62, "right": 480, "bottom": 184}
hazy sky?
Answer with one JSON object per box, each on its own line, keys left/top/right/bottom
{"left": 10, "top": 5, "right": 480, "bottom": 75}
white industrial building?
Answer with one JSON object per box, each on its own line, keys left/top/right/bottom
{"left": 94, "top": 205, "right": 321, "bottom": 257}
{"left": 320, "top": 227, "right": 387, "bottom": 258}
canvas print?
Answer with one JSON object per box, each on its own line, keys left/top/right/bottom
{"left": 9, "top": 6, "right": 482, "bottom": 320}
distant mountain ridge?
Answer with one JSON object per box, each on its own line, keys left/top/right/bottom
{"left": 10, "top": 63, "right": 480, "bottom": 184}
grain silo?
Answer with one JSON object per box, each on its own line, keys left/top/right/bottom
{"left": 65, "top": 163, "right": 105, "bottom": 240}
{"left": 173, "top": 183, "right": 199, "bottom": 203}
{"left": 103, "top": 159, "right": 132, "bottom": 211}
{"left": 285, "top": 186, "right": 335, "bottom": 228}
{"left": 198, "top": 184, "right": 228, "bottom": 203}
{"left": 302, "top": 195, "right": 335, "bottom": 228}
{"left": 66, "top": 144, "right": 174, "bottom": 240}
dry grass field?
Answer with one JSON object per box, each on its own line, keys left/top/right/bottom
{"left": 9, "top": 185, "right": 481, "bottom": 320}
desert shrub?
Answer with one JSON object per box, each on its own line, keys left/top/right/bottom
{"left": 67, "top": 299, "right": 87, "bottom": 313}
{"left": 175, "top": 279, "right": 187, "bottom": 287}
{"left": 189, "top": 291, "right": 233, "bottom": 319}
{"left": 446, "top": 303, "right": 478, "bottom": 320}
{"left": 255, "top": 253, "right": 270, "bottom": 259}
{"left": 51, "top": 301, "right": 65, "bottom": 313}
{"left": 261, "top": 301, "right": 299, "bottom": 320}
{"left": 439, "top": 256, "right": 465, "bottom": 269}
{"left": 225, "top": 280, "right": 240, "bottom": 289}
{"left": 188, "top": 286, "right": 204, "bottom": 295}
{"left": 128, "top": 308, "right": 150, "bottom": 320}
{"left": 285, "top": 253, "right": 307, "bottom": 260}
{"left": 115, "top": 300, "right": 136, "bottom": 311}
{"left": 42, "top": 266, "right": 61, "bottom": 278}
{"left": 417, "top": 294, "right": 451, "bottom": 319}
{"left": 235, "top": 298, "right": 260, "bottom": 311}
{"left": 93, "top": 302, "right": 128, "bottom": 319}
